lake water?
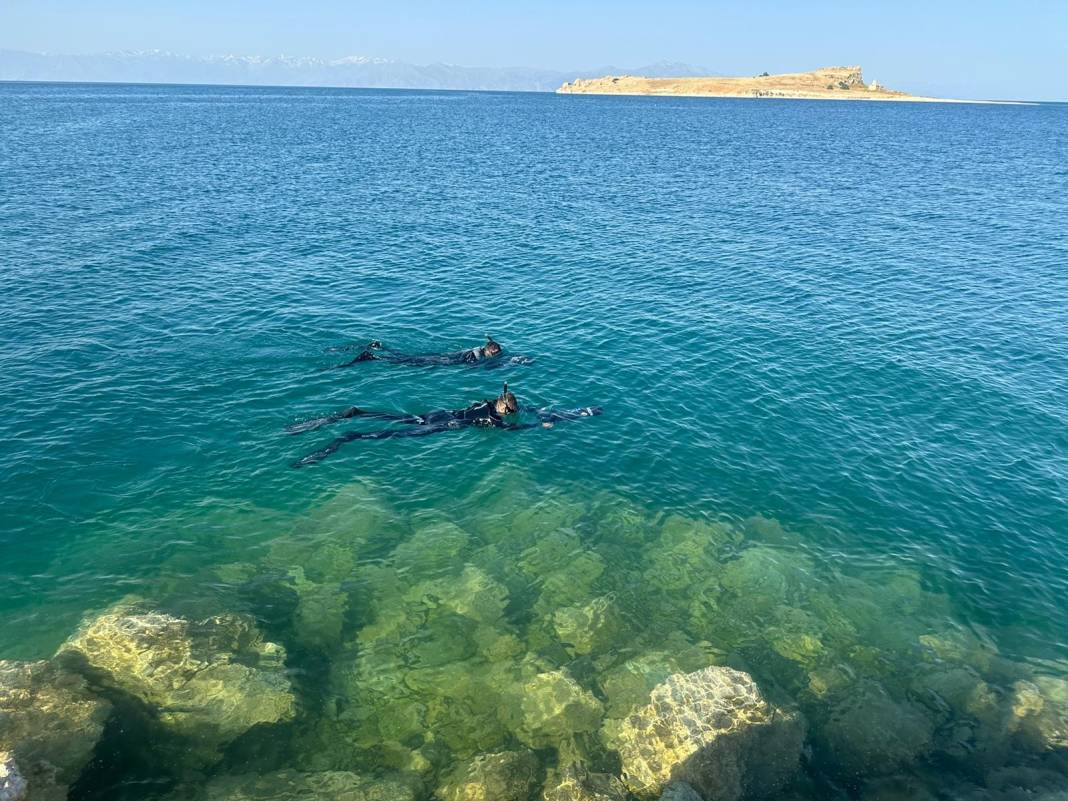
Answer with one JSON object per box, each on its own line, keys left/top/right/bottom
{"left": 1, "top": 82, "right": 1067, "bottom": 800}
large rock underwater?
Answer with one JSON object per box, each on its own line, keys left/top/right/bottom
{"left": 2, "top": 474, "right": 1067, "bottom": 801}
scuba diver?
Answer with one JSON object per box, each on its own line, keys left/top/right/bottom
{"left": 328, "top": 335, "right": 532, "bottom": 370}
{"left": 289, "top": 383, "right": 602, "bottom": 467}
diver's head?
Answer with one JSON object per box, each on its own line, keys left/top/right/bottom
{"left": 494, "top": 382, "right": 518, "bottom": 415}
{"left": 484, "top": 336, "right": 502, "bottom": 358}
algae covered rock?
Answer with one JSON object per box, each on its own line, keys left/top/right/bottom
{"left": 818, "top": 682, "right": 934, "bottom": 777}
{"left": 333, "top": 563, "right": 525, "bottom": 758}
{"left": 603, "top": 665, "right": 803, "bottom": 801}
{"left": 718, "top": 547, "right": 812, "bottom": 609}
{"left": 911, "top": 666, "right": 1000, "bottom": 725}
{"left": 184, "top": 770, "right": 417, "bottom": 801}
{"left": 599, "top": 652, "right": 681, "bottom": 719}
{"left": 519, "top": 533, "right": 606, "bottom": 614}
{"left": 391, "top": 520, "right": 471, "bottom": 579}
{"left": 413, "top": 566, "right": 509, "bottom": 625}
{"left": 268, "top": 481, "right": 399, "bottom": 584}
{"left": 540, "top": 766, "right": 627, "bottom": 801}
{"left": 1008, "top": 676, "right": 1068, "bottom": 751}
{"left": 0, "top": 752, "right": 27, "bottom": 801}
{"left": 437, "top": 750, "right": 540, "bottom": 801}
{"left": 285, "top": 567, "right": 350, "bottom": 652}
{"left": 552, "top": 596, "right": 624, "bottom": 656}
{"left": 56, "top": 599, "right": 295, "bottom": 761}
{"left": 642, "top": 516, "right": 733, "bottom": 593}
{"left": 518, "top": 669, "right": 604, "bottom": 748}
{"left": 593, "top": 494, "right": 657, "bottom": 548}
{"left": 658, "top": 784, "right": 703, "bottom": 801}
{"left": 0, "top": 660, "right": 111, "bottom": 801}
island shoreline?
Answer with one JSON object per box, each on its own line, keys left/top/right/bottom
{"left": 556, "top": 65, "right": 1035, "bottom": 105}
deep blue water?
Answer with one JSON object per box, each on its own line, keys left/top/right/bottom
{"left": 1, "top": 82, "right": 1067, "bottom": 798}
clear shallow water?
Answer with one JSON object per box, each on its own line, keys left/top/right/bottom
{"left": 1, "top": 82, "right": 1068, "bottom": 799}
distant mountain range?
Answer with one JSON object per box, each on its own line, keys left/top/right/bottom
{"left": 0, "top": 49, "right": 712, "bottom": 92}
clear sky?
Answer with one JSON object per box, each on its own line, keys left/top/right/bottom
{"left": 4, "top": 0, "right": 1067, "bottom": 100}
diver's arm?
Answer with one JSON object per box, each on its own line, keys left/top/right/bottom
{"left": 519, "top": 406, "right": 603, "bottom": 422}
{"left": 325, "top": 340, "right": 385, "bottom": 354}
{"left": 498, "top": 421, "right": 541, "bottom": 431}
{"left": 496, "top": 407, "right": 602, "bottom": 433}
{"left": 327, "top": 352, "right": 379, "bottom": 369}
{"left": 291, "top": 424, "right": 456, "bottom": 468}
{"left": 483, "top": 354, "right": 534, "bottom": 369}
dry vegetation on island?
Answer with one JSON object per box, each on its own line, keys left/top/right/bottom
{"left": 558, "top": 65, "right": 953, "bottom": 103}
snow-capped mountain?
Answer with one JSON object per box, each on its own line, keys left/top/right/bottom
{"left": 0, "top": 49, "right": 711, "bottom": 92}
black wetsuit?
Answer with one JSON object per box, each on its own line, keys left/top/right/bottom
{"left": 289, "top": 402, "right": 602, "bottom": 467}
{"left": 328, "top": 342, "right": 531, "bottom": 370}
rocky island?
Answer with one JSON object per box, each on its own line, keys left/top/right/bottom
{"left": 558, "top": 65, "right": 961, "bottom": 103}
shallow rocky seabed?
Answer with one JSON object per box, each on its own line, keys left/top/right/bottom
{"left": 3, "top": 475, "right": 1068, "bottom": 801}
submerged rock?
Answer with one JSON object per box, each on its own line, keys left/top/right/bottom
{"left": 1008, "top": 676, "right": 1068, "bottom": 751}
{"left": 859, "top": 775, "right": 939, "bottom": 801}
{"left": 286, "top": 567, "right": 350, "bottom": 652}
{"left": 603, "top": 665, "right": 803, "bottom": 801}
{"left": 552, "top": 596, "right": 624, "bottom": 656}
{"left": 819, "top": 682, "right": 934, "bottom": 777}
{"left": 0, "top": 660, "right": 111, "bottom": 801}
{"left": 657, "top": 784, "right": 703, "bottom": 801}
{"left": 268, "top": 481, "right": 399, "bottom": 584}
{"left": 177, "top": 770, "right": 417, "bottom": 801}
{"left": 642, "top": 516, "right": 733, "bottom": 593}
{"left": 56, "top": 599, "right": 295, "bottom": 762}
{"left": 517, "top": 669, "right": 604, "bottom": 748}
{"left": 391, "top": 520, "right": 471, "bottom": 579}
{"left": 718, "top": 547, "right": 812, "bottom": 609}
{"left": 0, "top": 752, "right": 27, "bottom": 801}
{"left": 413, "top": 566, "right": 510, "bottom": 626}
{"left": 598, "top": 652, "right": 682, "bottom": 719}
{"left": 911, "top": 666, "right": 1000, "bottom": 725}
{"left": 437, "top": 750, "right": 540, "bottom": 801}
{"left": 519, "top": 533, "right": 607, "bottom": 614}
{"left": 593, "top": 494, "right": 657, "bottom": 548}
{"left": 540, "top": 766, "right": 627, "bottom": 801}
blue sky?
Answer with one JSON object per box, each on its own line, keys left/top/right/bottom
{"left": 4, "top": 0, "right": 1067, "bottom": 100}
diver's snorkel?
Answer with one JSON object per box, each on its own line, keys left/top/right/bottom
{"left": 496, "top": 382, "right": 519, "bottom": 416}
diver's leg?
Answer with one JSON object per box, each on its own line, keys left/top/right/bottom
{"left": 288, "top": 407, "right": 426, "bottom": 432}
{"left": 291, "top": 424, "right": 454, "bottom": 468}
{"left": 352, "top": 410, "right": 424, "bottom": 423}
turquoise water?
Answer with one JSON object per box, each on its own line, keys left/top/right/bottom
{"left": 2, "top": 82, "right": 1068, "bottom": 798}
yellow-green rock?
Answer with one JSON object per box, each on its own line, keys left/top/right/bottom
{"left": 436, "top": 750, "right": 540, "bottom": 801}
{"left": 642, "top": 516, "right": 731, "bottom": 593}
{"left": 598, "top": 652, "right": 680, "bottom": 719}
{"left": 0, "top": 751, "right": 27, "bottom": 801}
{"left": 391, "top": 520, "right": 471, "bottom": 579}
{"left": 1008, "top": 676, "right": 1068, "bottom": 751}
{"left": 603, "top": 665, "right": 804, "bottom": 801}
{"left": 0, "top": 660, "right": 110, "bottom": 801}
{"left": 818, "top": 682, "right": 934, "bottom": 777}
{"left": 56, "top": 599, "right": 295, "bottom": 763}
{"left": 517, "top": 669, "right": 603, "bottom": 748}
{"left": 540, "top": 766, "right": 627, "bottom": 801}
{"left": 552, "top": 596, "right": 623, "bottom": 656}
{"left": 181, "top": 770, "right": 418, "bottom": 801}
